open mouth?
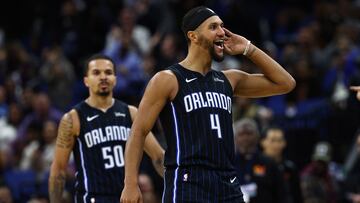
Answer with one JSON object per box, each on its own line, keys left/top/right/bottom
{"left": 214, "top": 39, "right": 224, "bottom": 49}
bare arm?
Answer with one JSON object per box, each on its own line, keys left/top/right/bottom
{"left": 223, "top": 28, "right": 296, "bottom": 98}
{"left": 128, "top": 105, "right": 165, "bottom": 177}
{"left": 49, "top": 110, "right": 78, "bottom": 203}
{"left": 121, "top": 71, "right": 177, "bottom": 203}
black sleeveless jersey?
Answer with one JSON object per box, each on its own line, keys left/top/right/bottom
{"left": 73, "top": 99, "right": 131, "bottom": 198}
{"left": 159, "top": 64, "right": 235, "bottom": 170}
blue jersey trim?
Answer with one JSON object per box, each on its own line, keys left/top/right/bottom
{"left": 171, "top": 102, "right": 180, "bottom": 202}
{"left": 78, "top": 138, "right": 89, "bottom": 202}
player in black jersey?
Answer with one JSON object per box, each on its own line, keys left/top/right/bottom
{"left": 48, "top": 54, "right": 164, "bottom": 203}
{"left": 121, "top": 6, "right": 296, "bottom": 203}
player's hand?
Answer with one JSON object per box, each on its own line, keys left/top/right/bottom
{"left": 350, "top": 86, "right": 360, "bottom": 101}
{"left": 223, "top": 28, "right": 249, "bottom": 56}
{"left": 120, "top": 184, "right": 143, "bottom": 203}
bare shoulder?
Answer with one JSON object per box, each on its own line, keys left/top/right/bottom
{"left": 56, "top": 109, "right": 78, "bottom": 149}
{"left": 222, "top": 69, "right": 249, "bottom": 90}
{"left": 60, "top": 109, "right": 80, "bottom": 136}
{"left": 147, "top": 70, "right": 178, "bottom": 100}
{"left": 152, "top": 70, "right": 177, "bottom": 83}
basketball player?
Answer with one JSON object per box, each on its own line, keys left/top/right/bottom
{"left": 121, "top": 6, "right": 296, "bottom": 203}
{"left": 48, "top": 54, "right": 164, "bottom": 203}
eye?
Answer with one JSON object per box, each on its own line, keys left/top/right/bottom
{"left": 105, "top": 69, "right": 114, "bottom": 75}
{"left": 92, "top": 70, "right": 100, "bottom": 75}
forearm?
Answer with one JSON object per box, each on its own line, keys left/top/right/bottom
{"left": 48, "top": 168, "right": 66, "bottom": 203}
{"left": 124, "top": 129, "right": 147, "bottom": 186}
{"left": 246, "top": 44, "right": 295, "bottom": 90}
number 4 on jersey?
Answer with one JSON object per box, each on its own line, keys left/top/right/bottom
{"left": 210, "top": 114, "right": 222, "bottom": 138}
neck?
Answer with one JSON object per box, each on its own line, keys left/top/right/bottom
{"left": 265, "top": 153, "right": 282, "bottom": 163}
{"left": 86, "top": 95, "right": 114, "bottom": 112}
{"left": 180, "top": 44, "right": 212, "bottom": 75}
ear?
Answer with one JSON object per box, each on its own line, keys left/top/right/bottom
{"left": 187, "top": 31, "right": 198, "bottom": 43}
{"left": 113, "top": 74, "right": 117, "bottom": 87}
{"left": 84, "top": 77, "right": 89, "bottom": 87}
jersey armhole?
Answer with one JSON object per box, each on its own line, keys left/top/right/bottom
{"left": 220, "top": 70, "right": 236, "bottom": 95}
{"left": 71, "top": 109, "right": 81, "bottom": 137}
{"left": 166, "top": 69, "right": 180, "bottom": 102}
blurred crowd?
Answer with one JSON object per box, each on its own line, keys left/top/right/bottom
{"left": 0, "top": 0, "right": 360, "bottom": 202}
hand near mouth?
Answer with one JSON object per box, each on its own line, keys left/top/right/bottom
{"left": 223, "top": 28, "right": 251, "bottom": 56}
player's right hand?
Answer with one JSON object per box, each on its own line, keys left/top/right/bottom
{"left": 350, "top": 86, "right": 360, "bottom": 101}
{"left": 120, "top": 184, "right": 143, "bottom": 203}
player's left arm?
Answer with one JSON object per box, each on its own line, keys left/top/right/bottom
{"left": 223, "top": 28, "right": 296, "bottom": 98}
{"left": 129, "top": 105, "right": 165, "bottom": 177}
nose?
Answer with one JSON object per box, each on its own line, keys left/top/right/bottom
{"left": 100, "top": 72, "right": 107, "bottom": 79}
{"left": 218, "top": 27, "right": 225, "bottom": 37}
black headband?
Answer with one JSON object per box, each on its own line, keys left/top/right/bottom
{"left": 181, "top": 6, "right": 217, "bottom": 35}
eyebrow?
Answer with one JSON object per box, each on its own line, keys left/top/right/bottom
{"left": 208, "top": 21, "right": 224, "bottom": 27}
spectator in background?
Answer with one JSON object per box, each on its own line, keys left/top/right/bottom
{"left": 19, "top": 120, "right": 57, "bottom": 174}
{"left": 105, "top": 6, "right": 151, "bottom": 56}
{"left": 40, "top": 45, "right": 76, "bottom": 111}
{"left": 138, "top": 173, "right": 160, "bottom": 203}
{"left": 0, "top": 85, "right": 8, "bottom": 118}
{"left": 234, "top": 118, "right": 285, "bottom": 203}
{"left": 261, "top": 126, "right": 303, "bottom": 203}
{"left": 301, "top": 141, "right": 340, "bottom": 203}
{"left": 232, "top": 97, "right": 261, "bottom": 121}
{"left": 153, "top": 32, "right": 183, "bottom": 72}
{"left": 16, "top": 92, "right": 62, "bottom": 140}
{"left": 0, "top": 101, "right": 22, "bottom": 155}
{"left": 58, "top": 0, "right": 83, "bottom": 63}
{"left": 322, "top": 35, "right": 358, "bottom": 109}
{"left": 18, "top": 87, "right": 35, "bottom": 116}
{"left": 0, "top": 47, "right": 7, "bottom": 84}
{"left": 0, "top": 184, "right": 13, "bottom": 203}
{"left": 13, "top": 92, "right": 62, "bottom": 169}
{"left": 104, "top": 23, "right": 147, "bottom": 103}
{"left": 6, "top": 41, "right": 38, "bottom": 89}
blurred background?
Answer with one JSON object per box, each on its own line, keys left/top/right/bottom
{"left": 0, "top": 0, "right": 360, "bottom": 202}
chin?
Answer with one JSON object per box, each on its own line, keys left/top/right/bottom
{"left": 97, "top": 91, "right": 110, "bottom": 97}
{"left": 210, "top": 48, "right": 224, "bottom": 62}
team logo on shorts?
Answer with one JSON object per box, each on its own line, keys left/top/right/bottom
{"left": 183, "top": 173, "right": 188, "bottom": 182}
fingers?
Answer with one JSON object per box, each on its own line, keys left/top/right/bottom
{"left": 350, "top": 86, "right": 360, "bottom": 91}
{"left": 223, "top": 27, "right": 233, "bottom": 37}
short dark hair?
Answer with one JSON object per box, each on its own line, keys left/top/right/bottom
{"left": 84, "top": 54, "right": 116, "bottom": 76}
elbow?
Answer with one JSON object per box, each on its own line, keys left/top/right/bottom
{"left": 282, "top": 77, "right": 296, "bottom": 93}
{"left": 154, "top": 150, "right": 165, "bottom": 167}
{"left": 288, "top": 77, "right": 297, "bottom": 92}
{"left": 155, "top": 150, "right": 165, "bottom": 164}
